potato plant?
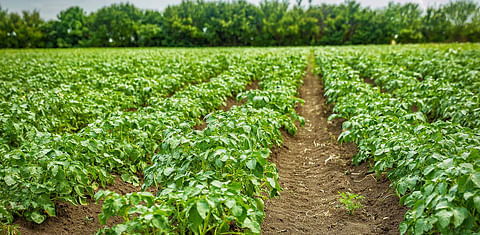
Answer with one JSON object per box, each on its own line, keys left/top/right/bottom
{"left": 317, "top": 44, "right": 480, "bottom": 234}
{"left": 0, "top": 49, "right": 230, "bottom": 148}
{"left": 0, "top": 48, "right": 307, "bottom": 234}
{"left": 95, "top": 53, "right": 307, "bottom": 234}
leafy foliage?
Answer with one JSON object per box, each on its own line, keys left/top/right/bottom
{"left": 317, "top": 44, "right": 480, "bottom": 234}
{"left": 0, "top": 48, "right": 306, "bottom": 235}
{"left": 95, "top": 51, "right": 306, "bottom": 234}
{"left": 338, "top": 192, "right": 365, "bottom": 215}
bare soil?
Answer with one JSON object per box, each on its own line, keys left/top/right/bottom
{"left": 262, "top": 58, "right": 407, "bottom": 234}
{"left": 124, "top": 107, "right": 138, "bottom": 112}
{"left": 219, "top": 80, "right": 260, "bottom": 112}
{"left": 14, "top": 176, "right": 142, "bottom": 235}
{"left": 363, "top": 77, "right": 377, "bottom": 87}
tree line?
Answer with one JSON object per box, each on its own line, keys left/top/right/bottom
{"left": 0, "top": 0, "right": 479, "bottom": 48}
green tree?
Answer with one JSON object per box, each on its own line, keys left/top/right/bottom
{"left": 379, "top": 2, "right": 423, "bottom": 43}
{"left": 443, "top": 0, "right": 479, "bottom": 42}
{"left": 259, "top": 0, "right": 290, "bottom": 46}
{"left": 1, "top": 0, "right": 480, "bottom": 48}
{"left": 88, "top": 3, "right": 143, "bottom": 47}
{"left": 0, "top": 10, "right": 44, "bottom": 48}
{"left": 0, "top": 7, "right": 8, "bottom": 48}
{"left": 54, "top": 6, "right": 88, "bottom": 47}
{"left": 421, "top": 7, "right": 449, "bottom": 42}
{"left": 317, "top": 3, "right": 345, "bottom": 45}
{"left": 137, "top": 10, "right": 164, "bottom": 46}
{"left": 161, "top": 1, "right": 205, "bottom": 46}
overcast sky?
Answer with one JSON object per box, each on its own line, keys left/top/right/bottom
{"left": 0, "top": 0, "right": 470, "bottom": 20}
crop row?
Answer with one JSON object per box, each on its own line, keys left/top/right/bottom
{"left": 95, "top": 53, "right": 307, "bottom": 234}
{"left": 0, "top": 49, "right": 229, "bottom": 148}
{"left": 344, "top": 45, "right": 480, "bottom": 128}
{"left": 316, "top": 46, "right": 480, "bottom": 234}
{"left": 0, "top": 49, "right": 301, "bottom": 226}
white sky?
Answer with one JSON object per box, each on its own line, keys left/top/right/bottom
{"left": 0, "top": 0, "right": 473, "bottom": 20}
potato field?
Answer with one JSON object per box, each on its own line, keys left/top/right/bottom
{"left": 0, "top": 44, "right": 479, "bottom": 234}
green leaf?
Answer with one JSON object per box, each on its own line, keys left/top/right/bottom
{"left": 163, "top": 167, "right": 175, "bottom": 176}
{"left": 422, "top": 165, "right": 435, "bottom": 176}
{"left": 299, "top": 116, "right": 305, "bottom": 126}
{"left": 211, "top": 180, "right": 223, "bottom": 188}
{"left": 399, "top": 222, "right": 408, "bottom": 235}
{"left": 94, "top": 190, "right": 109, "bottom": 201}
{"left": 452, "top": 207, "right": 468, "bottom": 228}
{"left": 44, "top": 203, "right": 56, "bottom": 217}
{"left": 414, "top": 218, "right": 426, "bottom": 235}
{"left": 463, "top": 191, "right": 474, "bottom": 200}
{"left": 0, "top": 206, "right": 13, "bottom": 224}
{"left": 473, "top": 195, "right": 480, "bottom": 211}
{"left": 469, "top": 148, "right": 479, "bottom": 159}
{"left": 255, "top": 197, "right": 264, "bottom": 211}
{"left": 196, "top": 199, "right": 209, "bottom": 220}
{"left": 225, "top": 198, "right": 236, "bottom": 209}
{"left": 232, "top": 205, "right": 244, "bottom": 217}
{"left": 471, "top": 173, "right": 480, "bottom": 188}
{"left": 246, "top": 159, "right": 256, "bottom": 170}
{"left": 113, "top": 224, "right": 128, "bottom": 234}
{"left": 188, "top": 206, "right": 203, "bottom": 231}
{"left": 374, "top": 148, "right": 384, "bottom": 156}
{"left": 413, "top": 200, "right": 425, "bottom": 219}
{"left": 436, "top": 210, "right": 452, "bottom": 229}
{"left": 30, "top": 211, "right": 46, "bottom": 224}
{"left": 4, "top": 175, "right": 15, "bottom": 186}
{"left": 151, "top": 214, "right": 166, "bottom": 228}
{"left": 242, "top": 125, "right": 251, "bottom": 134}
{"left": 243, "top": 217, "right": 260, "bottom": 233}
{"left": 266, "top": 177, "right": 276, "bottom": 188}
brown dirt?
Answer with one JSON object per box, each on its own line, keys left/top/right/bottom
{"left": 411, "top": 104, "right": 419, "bottom": 113}
{"left": 13, "top": 176, "right": 145, "bottom": 235}
{"left": 221, "top": 80, "right": 260, "bottom": 111}
{"left": 363, "top": 77, "right": 377, "bottom": 87}
{"left": 363, "top": 77, "right": 388, "bottom": 94}
{"left": 262, "top": 57, "right": 407, "bottom": 234}
{"left": 125, "top": 107, "right": 138, "bottom": 112}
